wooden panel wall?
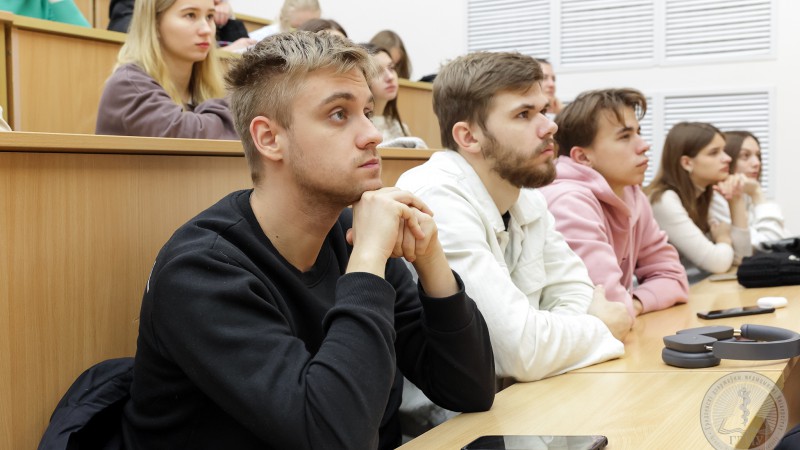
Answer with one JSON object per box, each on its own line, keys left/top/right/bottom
{"left": 0, "top": 133, "right": 434, "bottom": 449}
{"left": 6, "top": 17, "right": 123, "bottom": 133}
{"left": 397, "top": 79, "right": 441, "bottom": 148}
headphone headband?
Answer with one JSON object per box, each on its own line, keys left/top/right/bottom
{"left": 713, "top": 324, "right": 800, "bottom": 360}
{"left": 663, "top": 323, "right": 800, "bottom": 368}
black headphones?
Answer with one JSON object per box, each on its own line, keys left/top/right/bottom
{"left": 662, "top": 324, "right": 800, "bottom": 368}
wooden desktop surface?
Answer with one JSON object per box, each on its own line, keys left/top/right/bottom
{"left": 399, "top": 370, "right": 787, "bottom": 450}
{"left": 399, "top": 281, "right": 800, "bottom": 450}
{"left": 575, "top": 279, "right": 799, "bottom": 374}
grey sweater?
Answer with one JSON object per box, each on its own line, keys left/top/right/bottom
{"left": 96, "top": 63, "right": 238, "bottom": 140}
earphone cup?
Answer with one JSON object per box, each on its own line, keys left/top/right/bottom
{"left": 662, "top": 347, "right": 721, "bottom": 368}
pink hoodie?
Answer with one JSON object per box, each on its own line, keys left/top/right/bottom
{"left": 539, "top": 156, "right": 689, "bottom": 317}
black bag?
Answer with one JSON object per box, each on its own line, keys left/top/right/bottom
{"left": 737, "top": 252, "right": 800, "bottom": 288}
{"left": 761, "top": 236, "right": 800, "bottom": 255}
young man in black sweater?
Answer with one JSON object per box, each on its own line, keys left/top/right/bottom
{"left": 120, "top": 31, "right": 495, "bottom": 449}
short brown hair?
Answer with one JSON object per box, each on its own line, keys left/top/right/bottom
{"left": 433, "top": 52, "right": 543, "bottom": 151}
{"left": 226, "top": 31, "right": 375, "bottom": 184}
{"left": 555, "top": 88, "right": 647, "bottom": 157}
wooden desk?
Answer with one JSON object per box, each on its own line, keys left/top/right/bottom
{"left": 400, "top": 281, "right": 800, "bottom": 449}
{"left": 576, "top": 281, "right": 800, "bottom": 374}
{"left": 0, "top": 132, "right": 435, "bottom": 450}
{"left": 397, "top": 79, "right": 441, "bottom": 149}
{"left": 399, "top": 370, "right": 787, "bottom": 449}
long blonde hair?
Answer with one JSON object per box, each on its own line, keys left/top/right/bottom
{"left": 115, "top": 0, "right": 225, "bottom": 106}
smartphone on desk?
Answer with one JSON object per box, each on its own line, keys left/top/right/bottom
{"left": 462, "top": 435, "right": 608, "bottom": 450}
{"left": 697, "top": 305, "right": 774, "bottom": 320}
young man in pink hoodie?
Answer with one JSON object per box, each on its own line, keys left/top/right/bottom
{"left": 539, "top": 88, "right": 689, "bottom": 317}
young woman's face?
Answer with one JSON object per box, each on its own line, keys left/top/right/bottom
{"left": 686, "top": 133, "right": 731, "bottom": 188}
{"left": 370, "top": 51, "right": 398, "bottom": 103}
{"left": 734, "top": 136, "right": 762, "bottom": 180}
{"left": 158, "top": 0, "right": 216, "bottom": 66}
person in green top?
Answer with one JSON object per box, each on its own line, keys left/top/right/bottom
{"left": 3, "top": 0, "right": 90, "bottom": 27}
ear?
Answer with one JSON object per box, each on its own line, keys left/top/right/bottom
{"left": 452, "top": 121, "right": 483, "bottom": 156}
{"left": 569, "top": 146, "right": 593, "bottom": 167}
{"left": 249, "top": 116, "right": 284, "bottom": 162}
{"left": 680, "top": 155, "right": 693, "bottom": 173}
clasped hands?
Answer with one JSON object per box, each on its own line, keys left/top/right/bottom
{"left": 714, "top": 173, "right": 760, "bottom": 201}
{"left": 347, "top": 187, "right": 440, "bottom": 266}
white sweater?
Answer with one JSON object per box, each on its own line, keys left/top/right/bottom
{"left": 396, "top": 151, "right": 624, "bottom": 382}
{"left": 651, "top": 190, "right": 751, "bottom": 275}
{"left": 709, "top": 192, "right": 789, "bottom": 250}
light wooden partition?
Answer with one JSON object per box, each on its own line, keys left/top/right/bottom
{"left": 397, "top": 79, "right": 441, "bottom": 148}
{"left": 74, "top": 0, "right": 94, "bottom": 26}
{"left": 0, "top": 132, "right": 435, "bottom": 450}
{"left": 0, "top": 13, "right": 10, "bottom": 123}
{"left": 4, "top": 14, "right": 125, "bottom": 133}
{"left": 236, "top": 12, "right": 272, "bottom": 33}
{"left": 94, "top": 0, "right": 110, "bottom": 29}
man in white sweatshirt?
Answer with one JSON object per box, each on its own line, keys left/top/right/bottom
{"left": 396, "top": 51, "right": 629, "bottom": 384}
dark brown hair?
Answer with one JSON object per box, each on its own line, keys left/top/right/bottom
{"left": 645, "top": 122, "right": 725, "bottom": 232}
{"left": 370, "top": 30, "right": 411, "bottom": 79}
{"left": 723, "top": 130, "right": 761, "bottom": 179}
{"left": 433, "top": 52, "right": 543, "bottom": 151}
{"left": 555, "top": 88, "right": 647, "bottom": 157}
{"left": 360, "top": 43, "right": 407, "bottom": 136}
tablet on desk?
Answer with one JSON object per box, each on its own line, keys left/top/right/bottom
{"left": 462, "top": 435, "right": 608, "bottom": 450}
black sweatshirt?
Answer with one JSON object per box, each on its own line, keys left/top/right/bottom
{"left": 121, "top": 190, "right": 495, "bottom": 449}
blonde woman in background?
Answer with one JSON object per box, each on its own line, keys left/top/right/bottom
{"left": 96, "top": 0, "right": 237, "bottom": 139}
{"left": 709, "top": 130, "right": 790, "bottom": 250}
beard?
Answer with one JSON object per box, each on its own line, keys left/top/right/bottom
{"left": 483, "top": 133, "right": 556, "bottom": 189}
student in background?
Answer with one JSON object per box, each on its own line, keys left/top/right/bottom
{"left": 370, "top": 30, "right": 412, "bottom": 79}
{"left": 296, "top": 18, "right": 347, "bottom": 38}
{"left": 108, "top": 0, "right": 255, "bottom": 51}
{"left": 536, "top": 59, "right": 562, "bottom": 115}
{"left": 362, "top": 43, "right": 426, "bottom": 148}
{"left": 248, "top": 0, "right": 320, "bottom": 41}
{"left": 120, "top": 31, "right": 495, "bottom": 450}
{"left": 3, "top": 0, "right": 90, "bottom": 27}
{"left": 539, "top": 89, "right": 688, "bottom": 318}
{"left": 710, "top": 130, "right": 790, "bottom": 250}
{"left": 646, "top": 122, "right": 752, "bottom": 280}
{"left": 396, "top": 51, "right": 628, "bottom": 386}
{"left": 96, "top": 0, "right": 237, "bottom": 139}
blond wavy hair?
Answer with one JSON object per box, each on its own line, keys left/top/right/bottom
{"left": 115, "top": 0, "right": 225, "bottom": 106}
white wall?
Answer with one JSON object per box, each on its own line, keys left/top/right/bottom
{"left": 231, "top": 0, "right": 800, "bottom": 232}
